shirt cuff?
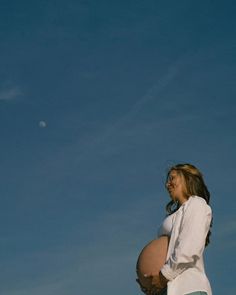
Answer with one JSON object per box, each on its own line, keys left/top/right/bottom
{"left": 160, "top": 263, "right": 181, "bottom": 281}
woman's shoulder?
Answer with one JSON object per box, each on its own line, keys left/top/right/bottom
{"left": 186, "top": 195, "right": 212, "bottom": 214}
{"left": 189, "top": 195, "right": 207, "bottom": 204}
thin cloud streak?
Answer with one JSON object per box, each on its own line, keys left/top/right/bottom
{"left": 0, "top": 87, "right": 22, "bottom": 101}
{"left": 73, "top": 56, "right": 185, "bottom": 164}
{"left": 100, "top": 58, "right": 183, "bottom": 138}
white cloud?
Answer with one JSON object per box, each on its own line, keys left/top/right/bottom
{"left": 0, "top": 87, "right": 22, "bottom": 101}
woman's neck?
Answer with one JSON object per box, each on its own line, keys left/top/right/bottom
{"left": 176, "top": 195, "right": 189, "bottom": 205}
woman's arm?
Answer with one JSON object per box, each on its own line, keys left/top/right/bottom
{"left": 161, "top": 197, "right": 212, "bottom": 281}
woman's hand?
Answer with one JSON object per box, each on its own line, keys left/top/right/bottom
{"left": 136, "top": 277, "right": 149, "bottom": 294}
{"left": 144, "top": 271, "right": 168, "bottom": 295}
{"left": 136, "top": 277, "right": 157, "bottom": 295}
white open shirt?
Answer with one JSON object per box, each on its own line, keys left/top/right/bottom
{"left": 158, "top": 196, "right": 212, "bottom": 295}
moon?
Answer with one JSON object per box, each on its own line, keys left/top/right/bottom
{"left": 39, "top": 121, "right": 47, "bottom": 128}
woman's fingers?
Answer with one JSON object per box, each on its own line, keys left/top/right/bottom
{"left": 135, "top": 277, "right": 148, "bottom": 294}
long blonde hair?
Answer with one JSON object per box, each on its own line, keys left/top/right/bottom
{"left": 165, "top": 163, "right": 212, "bottom": 246}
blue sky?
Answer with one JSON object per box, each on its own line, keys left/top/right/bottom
{"left": 0, "top": 1, "right": 236, "bottom": 294}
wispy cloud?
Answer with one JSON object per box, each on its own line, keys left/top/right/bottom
{"left": 71, "top": 57, "right": 185, "bottom": 164}
{"left": 0, "top": 87, "right": 22, "bottom": 101}
{"left": 101, "top": 58, "right": 183, "bottom": 137}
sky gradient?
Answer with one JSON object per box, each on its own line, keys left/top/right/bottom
{"left": 1, "top": 1, "right": 236, "bottom": 294}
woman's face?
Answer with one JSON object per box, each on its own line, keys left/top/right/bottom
{"left": 166, "top": 170, "right": 188, "bottom": 203}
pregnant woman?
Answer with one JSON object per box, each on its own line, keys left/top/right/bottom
{"left": 138, "top": 163, "right": 213, "bottom": 295}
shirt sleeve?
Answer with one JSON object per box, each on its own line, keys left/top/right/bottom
{"left": 161, "top": 198, "right": 212, "bottom": 281}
